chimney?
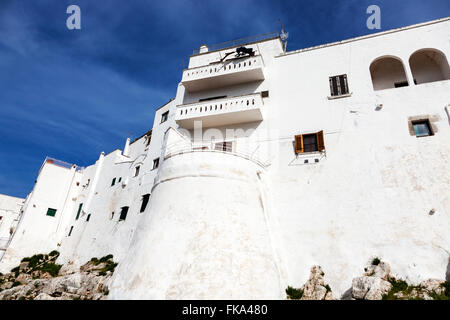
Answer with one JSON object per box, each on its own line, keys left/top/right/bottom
{"left": 199, "top": 44, "right": 209, "bottom": 53}
{"left": 123, "top": 138, "right": 130, "bottom": 157}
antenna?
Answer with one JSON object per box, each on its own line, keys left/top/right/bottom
{"left": 279, "top": 19, "right": 289, "bottom": 52}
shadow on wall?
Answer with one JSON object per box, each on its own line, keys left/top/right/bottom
{"left": 446, "top": 257, "right": 450, "bottom": 282}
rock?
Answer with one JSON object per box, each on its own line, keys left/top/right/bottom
{"left": 300, "top": 265, "right": 334, "bottom": 300}
{"left": 16, "top": 273, "right": 32, "bottom": 284}
{"left": 419, "top": 279, "right": 445, "bottom": 295}
{"left": 19, "top": 261, "right": 29, "bottom": 271}
{"left": 59, "top": 261, "right": 79, "bottom": 276}
{"left": 364, "top": 261, "right": 390, "bottom": 280}
{"left": 352, "top": 276, "right": 392, "bottom": 300}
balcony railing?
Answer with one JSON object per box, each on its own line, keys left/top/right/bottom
{"left": 175, "top": 93, "right": 264, "bottom": 129}
{"left": 181, "top": 55, "right": 265, "bottom": 92}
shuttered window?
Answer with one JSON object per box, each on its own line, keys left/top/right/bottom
{"left": 46, "top": 208, "right": 57, "bottom": 217}
{"left": 329, "top": 74, "right": 349, "bottom": 96}
{"left": 294, "top": 131, "right": 325, "bottom": 154}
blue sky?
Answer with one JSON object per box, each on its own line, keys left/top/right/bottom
{"left": 0, "top": 0, "right": 449, "bottom": 198}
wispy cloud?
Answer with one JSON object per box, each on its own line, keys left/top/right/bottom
{"left": 0, "top": 0, "right": 449, "bottom": 197}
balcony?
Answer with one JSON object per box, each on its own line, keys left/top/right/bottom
{"left": 175, "top": 93, "right": 264, "bottom": 129}
{"left": 181, "top": 55, "right": 265, "bottom": 92}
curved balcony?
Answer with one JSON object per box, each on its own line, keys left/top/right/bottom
{"left": 175, "top": 93, "right": 264, "bottom": 129}
{"left": 181, "top": 55, "right": 265, "bottom": 92}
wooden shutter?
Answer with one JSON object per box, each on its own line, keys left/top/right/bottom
{"left": 317, "top": 130, "right": 325, "bottom": 151}
{"left": 294, "top": 135, "right": 303, "bottom": 154}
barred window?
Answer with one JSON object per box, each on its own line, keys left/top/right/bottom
{"left": 329, "top": 74, "right": 349, "bottom": 96}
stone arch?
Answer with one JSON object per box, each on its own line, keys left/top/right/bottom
{"left": 370, "top": 55, "right": 409, "bottom": 91}
{"left": 409, "top": 48, "right": 450, "bottom": 85}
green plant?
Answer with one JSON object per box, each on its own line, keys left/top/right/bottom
{"left": 49, "top": 250, "right": 60, "bottom": 257}
{"left": 12, "top": 281, "right": 21, "bottom": 287}
{"left": 99, "top": 254, "right": 114, "bottom": 263}
{"left": 325, "top": 284, "right": 331, "bottom": 293}
{"left": 18, "top": 296, "right": 26, "bottom": 300}
{"left": 39, "top": 263, "right": 62, "bottom": 277}
{"left": 371, "top": 257, "right": 381, "bottom": 266}
{"left": 286, "top": 286, "right": 303, "bottom": 300}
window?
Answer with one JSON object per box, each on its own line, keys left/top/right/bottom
{"left": 134, "top": 166, "right": 140, "bottom": 177}
{"left": 110, "top": 211, "right": 115, "bottom": 220}
{"left": 86, "top": 214, "right": 91, "bottom": 222}
{"left": 119, "top": 206, "right": 129, "bottom": 221}
{"left": 153, "top": 158, "right": 160, "bottom": 170}
{"left": 261, "top": 91, "right": 269, "bottom": 98}
{"left": 46, "top": 208, "right": 57, "bottom": 217}
{"left": 215, "top": 141, "right": 233, "bottom": 152}
{"left": 370, "top": 57, "right": 408, "bottom": 91}
{"left": 412, "top": 120, "right": 433, "bottom": 137}
{"left": 111, "top": 178, "right": 116, "bottom": 186}
{"left": 160, "top": 111, "right": 169, "bottom": 123}
{"left": 0, "top": 216, "right": 3, "bottom": 221}
{"left": 294, "top": 131, "right": 325, "bottom": 154}
{"left": 140, "top": 194, "right": 151, "bottom": 213}
{"left": 199, "top": 95, "right": 227, "bottom": 102}
{"left": 76, "top": 203, "right": 83, "bottom": 220}
{"left": 329, "top": 74, "right": 349, "bottom": 96}
{"left": 118, "top": 177, "right": 122, "bottom": 183}
{"left": 68, "top": 226, "right": 73, "bottom": 237}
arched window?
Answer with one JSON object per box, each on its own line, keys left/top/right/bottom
{"left": 370, "top": 56, "right": 409, "bottom": 91}
{"left": 409, "top": 49, "right": 450, "bottom": 85}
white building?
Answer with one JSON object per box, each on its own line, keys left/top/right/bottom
{"left": 0, "top": 194, "right": 24, "bottom": 260}
{"left": 0, "top": 17, "right": 449, "bottom": 299}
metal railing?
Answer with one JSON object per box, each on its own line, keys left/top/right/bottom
{"left": 45, "top": 157, "right": 84, "bottom": 171}
{"left": 192, "top": 31, "right": 280, "bottom": 55}
{"left": 164, "top": 140, "right": 270, "bottom": 168}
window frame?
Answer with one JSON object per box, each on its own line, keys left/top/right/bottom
{"left": 294, "top": 131, "right": 325, "bottom": 154}
{"left": 160, "top": 111, "right": 169, "bottom": 124}
{"left": 412, "top": 119, "right": 434, "bottom": 138}
{"left": 329, "top": 74, "right": 350, "bottom": 97}
{"left": 46, "top": 208, "right": 57, "bottom": 217}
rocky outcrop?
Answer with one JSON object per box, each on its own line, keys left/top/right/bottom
{"left": 0, "top": 252, "right": 117, "bottom": 300}
{"left": 286, "top": 265, "right": 334, "bottom": 300}
{"left": 351, "top": 258, "right": 450, "bottom": 300}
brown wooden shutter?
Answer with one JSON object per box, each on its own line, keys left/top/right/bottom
{"left": 295, "top": 135, "right": 303, "bottom": 154}
{"left": 317, "top": 130, "right": 325, "bottom": 151}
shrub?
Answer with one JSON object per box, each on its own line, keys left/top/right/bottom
{"left": 99, "top": 254, "right": 113, "bottom": 263}
{"left": 325, "top": 284, "right": 331, "bottom": 293}
{"left": 39, "top": 263, "right": 62, "bottom": 277}
{"left": 371, "top": 257, "right": 381, "bottom": 266}
{"left": 12, "top": 281, "right": 21, "bottom": 287}
{"left": 49, "top": 250, "right": 60, "bottom": 257}
{"left": 286, "top": 286, "right": 303, "bottom": 300}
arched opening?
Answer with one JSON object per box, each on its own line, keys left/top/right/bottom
{"left": 409, "top": 49, "right": 450, "bottom": 85}
{"left": 370, "top": 56, "right": 409, "bottom": 91}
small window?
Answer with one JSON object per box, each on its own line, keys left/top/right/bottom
{"left": 76, "top": 203, "right": 83, "bottom": 220}
{"left": 110, "top": 211, "right": 115, "bottom": 220}
{"left": 160, "top": 111, "right": 169, "bottom": 123}
{"left": 86, "top": 214, "right": 91, "bottom": 222}
{"left": 140, "top": 194, "right": 151, "bottom": 213}
{"left": 118, "top": 177, "right": 122, "bottom": 183}
{"left": 46, "top": 208, "right": 57, "bottom": 217}
{"left": 153, "top": 158, "right": 160, "bottom": 170}
{"left": 119, "top": 206, "right": 129, "bottom": 221}
{"left": 295, "top": 131, "right": 325, "bottom": 154}
{"left": 111, "top": 178, "right": 116, "bottom": 186}
{"left": 261, "top": 91, "right": 269, "bottom": 98}
{"left": 134, "top": 166, "right": 140, "bottom": 177}
{"left": 329, "top": 74, "right": 349, "bottom": 96}
{"left": 215, "top": 141, "right": 233, "bottom": 152}
{"left": 412, "top": 120, "right": 433, "bottom": 137}
{"left": 0, "top": 216, "right": 3, "bottom": 220}
{"left": 68, "top": 226, "right": 73, "bottom": 237}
